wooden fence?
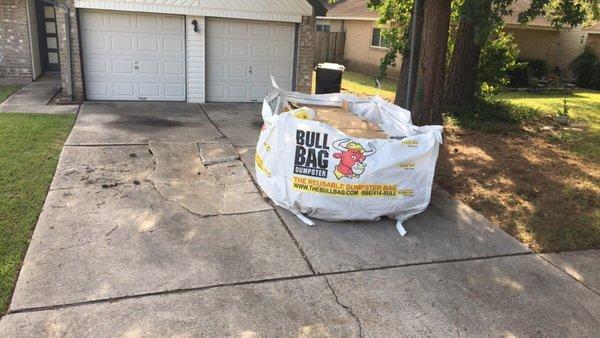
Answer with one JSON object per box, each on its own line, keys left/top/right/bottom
{"left": 314, "top": 31, "right": 346, "bottom": 65}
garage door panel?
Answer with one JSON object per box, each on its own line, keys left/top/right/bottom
{"left": 164, "top": 38, "right": 185, "bottom": 53}
{"left": 81, "top": 33, "right": 106, "bottom": 51}
{"left": 137, "top": 14, "right": 158, "bottom": 30}
{"left": 110, "top": 35, "right": 134, "bottom": 52}
{"left": 274, "top": 24, "right": 294, "bottom": 39}
{"left": 85, "top": 58, "right": 108, "bottom": 74}
{"left": 273, "top": 64, "right": 293, "bottom": 80}
{"left": 112, "top": 60, "right": 134, "bottom": 74}
{"left": 114, "top": 82, "right": 136, "bottom": 97}
{"left": 252, "top": 23, "right": 270, "bottom": 38}
{"left": 87, "top": 82, "right": 109, "bottom": 97}
{"left": 165, "top": 84, "right": 186, "bottom": 97}
{"left": 109, "top": 12, "right": 133, "bottom": 29}
{"left": 229, "top": 85, "right": 248, "bottom": 99}
{"left": 251, "top": 86, "right": 268, "bottom": 100}
{"left": 137, "top": 36, "right": 159, "bottom": 52}
{"left": 139, "top": 83, "right": 160, "bottom": 97}
{"left": 81, "top": 9, "right": 185, "bottom": 101}
{"left": 206, "top": 17, "right": 295, "bottom": 102}
{"left": 164, "top": 62, "right": 184, "bottom": 75}
{"left": 80, "top": 11, "right": 105, "bottom": 28}
{"left": 251, "top": 65, "right": 269, "bottom": 79}
{"left": 230, "top": 21, "right": 250, "bottom": 36}
{"left": 138, "top": 60, "right": 159, "bottom": 75}
{"left": 229, "top": 64, "right": 249, "bottom": 78}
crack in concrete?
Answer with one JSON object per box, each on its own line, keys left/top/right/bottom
{"left": 105, "top": 224, "right": 119, "bottom": 237}
{"left": 145, "top": 144, "right": 269, "bottom": 219}
{"left": 39, "top": 240, "right": 94, "bottom": 254}
{"left": 323, "top": 275, "right": 363, "bottom": 337}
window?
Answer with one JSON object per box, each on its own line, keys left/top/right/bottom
{"left": 371, "top": 28, "right": 388, "bottom": 48}
{"left": 316, "top": 24, "right": 331, "bottom": 32}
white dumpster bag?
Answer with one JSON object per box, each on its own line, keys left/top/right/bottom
{"left": 255, "top": 82, "right": 443, "bottom": 236}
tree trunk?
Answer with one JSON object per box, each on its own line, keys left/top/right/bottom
{"left": 444, "top": 1, "right": 492, "bottom": 107}
{"left": 394, "top": 0, "right": 424, "bottom": 109}
{"left": 411, "top": 0, "right": 452, "bottom": 126}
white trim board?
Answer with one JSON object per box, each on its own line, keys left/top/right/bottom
{"left": 75, "top": 0, "right": 311, "bottom": 23}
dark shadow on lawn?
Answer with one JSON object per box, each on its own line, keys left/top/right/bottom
{"left": 435, "top": 127, "right": 600, "bottom": 253}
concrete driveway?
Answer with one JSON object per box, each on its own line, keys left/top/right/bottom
{"left": 1, "top": 102, "right": 599, "bottom": 336}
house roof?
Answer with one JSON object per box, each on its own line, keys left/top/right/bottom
{"left": 323, "top": 0, "right": 553, "bottom": 28}
{"left": 502, "top": 0, "right": 553, "bottom": 27}
{"left": 584, "top": 22, "right": 600, "bottom": 32}
{"left": 324, "top": 0, "right": 378, "bottom": 20}
{"left": 74, "top": 0, "right": 313, "bottom": 23}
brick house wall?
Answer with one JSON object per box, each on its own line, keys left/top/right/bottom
{"left": 55, "top": 0, "right": 84, "bottom": 101}
{"left": 295, "top": 15, "right": 316, "bottom": 93}
{"left": 0, "top": 0, "right": 33, "bottom": 79}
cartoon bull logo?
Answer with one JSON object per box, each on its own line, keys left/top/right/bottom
{"left": 331, "top": 138, "right": 376, "bottom": 179}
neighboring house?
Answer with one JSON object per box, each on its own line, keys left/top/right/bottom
{"left": 0, "top": 0, "right": 316, "bottom": 103}
{"left": 317, "top": 0, "right": 402, "bottom": 78}
{"left": 584, "top": 22, "right": 600, "bottom": 57}
{"left": 318, "top": 0, "right": 598, "bottom": 79}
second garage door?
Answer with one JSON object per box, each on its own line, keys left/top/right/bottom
{"left": 206, "top": 18, "right": 296, "bottom": 102}
{"left": 80, "top": 10, "right": 186, "bottom": 101}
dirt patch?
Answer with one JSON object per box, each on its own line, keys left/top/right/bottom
{"left": 435, "top": 126, "right": 600, "bottom": 253}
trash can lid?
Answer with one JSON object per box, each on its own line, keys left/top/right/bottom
{"left": 316, "top": 62, "right": 345, "bottom": 71}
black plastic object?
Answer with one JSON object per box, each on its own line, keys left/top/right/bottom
{"left": 315, "top": 63, "right": 345, "bottom": 94}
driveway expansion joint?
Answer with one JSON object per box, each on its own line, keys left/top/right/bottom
{"left": 538, "top": 253, "right": 600, "bottom": 298}
{"left": 5, "top": 251, "right": 539, "bottom": 317}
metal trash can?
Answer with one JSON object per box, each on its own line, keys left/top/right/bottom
{"left": 315, "top": 63, "right": 345, "bottom": 94}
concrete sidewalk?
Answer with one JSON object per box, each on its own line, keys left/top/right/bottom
{"left": 0, "top": 73, "right": 78, "bottom": 114}
{"left": 1, "top": 102, "right": 599, "bottom": 336}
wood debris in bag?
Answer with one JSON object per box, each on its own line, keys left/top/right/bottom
{"left": 286, "top": 100, "right": 389, "bottom": 139}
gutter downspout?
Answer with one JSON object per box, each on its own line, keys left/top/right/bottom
{"left": 46, "top": 0, "right": 73, "bottom": 101}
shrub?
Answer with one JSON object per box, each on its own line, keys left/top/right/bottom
{"left": 477, "top": 31, "right": 524, "bottom": 94}
{"left": 569, "top": 49, "right": 600, "bottom": 88}
{"left": 445, "top": 97, "right": 541, "bottom": 131}
{"left": 527, "top": 59, "right": 549, "bottom": 77}
{"left": 507, "top": 59, "right": 530, "bottom": 87}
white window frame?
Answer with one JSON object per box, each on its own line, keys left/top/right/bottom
{"left": 316, "top": 20, "right": 331, "bottom": 32}
{"left": 316, "top": 23, "right": 331, "bottom": 32}
{"left": 370, "top": 27, "right": 388, "bottom": 49}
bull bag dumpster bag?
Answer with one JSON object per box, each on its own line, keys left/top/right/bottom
{"left": 255, "top": 80, "right": 443, "bottom": 236}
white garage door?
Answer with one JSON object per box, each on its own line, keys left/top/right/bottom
{"left": 206, "top": 18, "right": 296, "bottom": 102}
{"left": 80, "top": 10, "right": 186, "bottom": 101}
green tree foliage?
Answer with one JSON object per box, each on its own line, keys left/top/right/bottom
{"left": 569, "top": 48, "right": 600, "bottom": 88}
{"left": 518, "top": 0, "right": 599, "bottom": 27}
{"left": 478, "top": 30, "right": 524, "bottom": 94}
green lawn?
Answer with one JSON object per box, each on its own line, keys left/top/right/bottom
{"left": 313, "top": 70, "right": 397, "bottom": 101}
{"left": 496, "top": 90, "right": 600, "bottom": 162}
{"left": 0, "top": 113, "right": 75, "bottom": 314}
{"left": 0, "top": 85, "right": 21, "bottom": 103}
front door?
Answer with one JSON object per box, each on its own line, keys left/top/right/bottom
{"left": 36, "top": 1, "right": 60, "bottom": 72}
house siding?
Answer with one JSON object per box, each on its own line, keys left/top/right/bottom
{"left": 586, "top": 33, "right": 600, "bottom": 58}
{"left": 555, "top": 26, "right": 587, "bottom": 72}
{"left": 186, "top": 15, "right": 206, "bottom": 103}
{"left": 505, "top": 27, "right": 559, "bottom": 68}
{"left": 0, "top": 0, "right": 33, "bottom": 79}
{"left": 342, "top": 20, "right": 401, "bottom": 79}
